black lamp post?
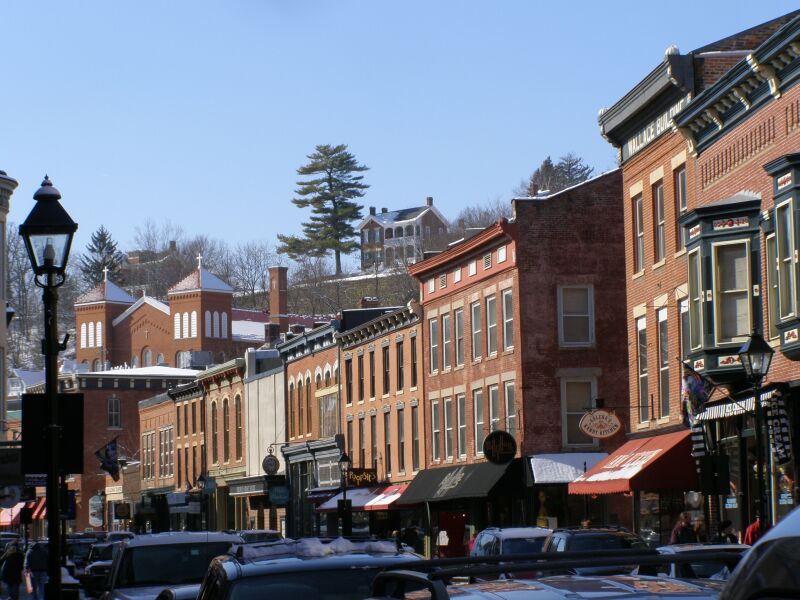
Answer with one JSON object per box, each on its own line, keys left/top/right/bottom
{"left": 19, "top": 176, "right": 77, "bottom": 600}
{"left": 197, "top": 474, "right": 209, "bottom": 531}
{"left": 338, "top": 452, "right": 352, "bottom": 536}
{"left": 738, "top": 331, "right": 774, "bottom": 529}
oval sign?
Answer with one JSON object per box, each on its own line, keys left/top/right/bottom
{"left": 482, "top": 430, "right": 517, "bottom": 464}
{"left": 578, "top": 409, "right": 622, "bottom": 439}
{"left": 262, "top": 454, "right": 280, "bottom": 475}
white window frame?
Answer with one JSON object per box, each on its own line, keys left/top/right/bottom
{"left": 486, "top": 295, "right": 497, "bottom": 355}
{"left": 712, "top": 239, "right": 752, "bottom": 345}
{"left": 182, "top": 311, "right": 190, "bottom": 338}
{"left": 88, "top": 321, "right": 95, "bottom": 348}
{"left": 560, "top": 377, "right": 598, "bottom": 447}
{"left": 454, "top": 308, "right": 465, "bottom": 366}
{"left": 498, "top": 245, "right": 507, "bottom": 263}
{"left": 637, "top": 317, "right": 649, "bottom": 423}
{"left": 431, "top": 399, "right": 440, "bottom": 462}
{"left": 457, "top": 393, "right": 466, "bottom": 457}
{"left": 688, "top": 248, "right": 703, "bottom": 350}
{"left": 504, "top": 380, "right": 516, "bottom": 439}
{"left": 453, "top": 268, "right": 462, "bottom": 283}
{"left": 441, "top": 313, "right": 451, "bottom": 370}
{"left": 653, "top": 181, "right": 665, "bottom": 262}
{"left": 473, "top": 388, "right": 484, "bottom": 456}
{"left": 657, "top": 308, "right": 669, "bottom": 418}
{"left": 96, "top": 321, "right": 103, "bottom": 347}
{"left": 427, "top": 279, "right": 435, "bottom": 294}
{"left": 488, "top": 384, "right": 499, "bottom": 432}
{"left": 175, "top": 312, "right": 181, "bottom": 339}
{"left": 80, "top": 323, "right": 87, "bottom": 348}
{"left": 502, "top": 289, "right": 513, "bottom": 350}
{"left": 634, "top": 194, "right": 645, "bottom": 272}
{"left": 429, "top": 318, "right": 439, "bottom": 373}
{"left": 766, "top": 234, "right": 779, "bottom": 340}
{"left": 439, "top": 274, "right": 447, "bottom": 289}
{"left": 675, "top": 167, "right": 687, "bottom": 250}
{"left": 444, "top": 396, "right": 453, "bottom": 459}
{"left": 471, "top": 301, "right": 481, "bottom": 360}
{"left": 679, "top": 297, "right": 690, "bottom": 361}
{"left": 468, "top": 261, "right": 477, "bottom": 276}
{"left": 557, "top": 285, "right": 595, "bottom": 347}
{"left": 483, "top": 253, "right": 492, "bottom": 270}
{"left": 775, "top": 198, "right": 797, "bottom": 320}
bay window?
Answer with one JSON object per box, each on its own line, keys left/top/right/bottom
{"left": 713, "top": 240, "right": 751, "bottom": 344}
{"left": 775, "top": 199, "right": 796, "bottom": 320}
{"left": 688, "top": 249, "right": 703, "bottom": 350}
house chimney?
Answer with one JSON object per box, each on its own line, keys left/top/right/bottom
{"left": 360, "top": 296, "right": 379, "bottom": 309}
{"left": 381, "top": 207, "right": 388, "bottom": 213}
{"left": 369, "top": 206, "right": 376, "bottom": 216}
{"left": 169, "top": 240, "right": 177, "bottom": 252}
{"left": 264, "top": 323, "right": 281, "bottom": 347}
{"left": 268, "top": 266, "right": 289, "bottom": 333}
{"left": 528, "top": 183, "right": 539, "bottom": 198}
{"left": 426, "top": 196, "right": 433, "bottom": 207}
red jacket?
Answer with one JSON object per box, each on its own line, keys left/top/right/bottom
{"left": 743, "top": 519, "right": 761, "bottom": 545}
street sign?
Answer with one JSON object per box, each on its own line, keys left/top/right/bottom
{"left": 483, "top": 430, "right": 517, "bottom": 464}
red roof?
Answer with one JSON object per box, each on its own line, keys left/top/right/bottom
{"left": 569, "top": 429, "right": 696, "bottom": 495}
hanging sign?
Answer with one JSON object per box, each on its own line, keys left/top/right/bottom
{"left": 483, "top": 430, "right": 517, "bottom": 464}
{"left": 578, "top": 409, "right": 622, "bottom": 439}
{"left": 345, "top": 468, "right": 377, "bottom": 487}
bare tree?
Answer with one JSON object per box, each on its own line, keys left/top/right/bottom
{"left": 230, "top": 241, "right": 275, "bottom": 309}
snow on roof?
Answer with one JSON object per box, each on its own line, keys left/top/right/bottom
{"left": 86, "top": 366, "right": 200, "bottom": 377}
{"left": 232, "top": 320, "right": 266, "bottom": 342}
{"left": 75, "top": 279, "right": 135, "bottom": 305}
{"left": 168, "top": 267, "right": 233, "bottom": 294}
{"left": 359, "top": 206, "right": 429, "bottom": 228}
{"left": 112, "top": 296, "right": 170, "bottom": 327}
{"left": 11, "top": 369, "right": 45, "bottom": 388}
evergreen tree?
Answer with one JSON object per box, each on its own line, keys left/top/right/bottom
{"left": 79, "top": 225, "right": 125, "bottom": 287}
{"left": 277, "top": 144, "right": 368, "bottom": 275}
{"left": 514, "top": 153, "right": 594, "bottom": 196}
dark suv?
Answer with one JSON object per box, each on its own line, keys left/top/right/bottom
{"left": 542, "top": 527, "right": 648, "bottom": 574}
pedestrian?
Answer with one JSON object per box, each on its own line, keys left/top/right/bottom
{"left": 24, "top": 542, "right": 48, "bottom": 600}
{"left": 715, "top": 519, "right": 738, "bottom": 544}
{"left": 693, "top": 515, "right": 708, "bottom": 542}
{"left": 743, "top": 514, "right": 762, "bottom": 545}
{"left": 392, "top": 530, "right": 402, "bottom": 552}
{"left": 669, "top": 512, "right": 698, "bottom": 544}
{"left": 0, "top": 542, "right": 25, "bottom": 600}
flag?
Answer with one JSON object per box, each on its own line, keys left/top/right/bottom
{"left": 95, "top": 437, "right": 120, "bottom": 482}
{"left": 679, "top": 361, "right": 718, "bottom": 472}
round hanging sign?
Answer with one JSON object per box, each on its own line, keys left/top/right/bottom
{"left": 262, "top": 454, "right": 280, "bottom": 475}
{"left": 578, "top": 409, "right": 622, "bottom": 439}
{"left": 482, "top": 430, "right": 517, "bottom": 464}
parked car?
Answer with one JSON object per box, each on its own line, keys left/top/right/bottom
{"left": 81, "top": 541, "right": 121, "bottom": 597}
{"left": 470, "top": 527, "right": 552, "bottom": 557}
{"left": 193, "top": 536, "right": 421, "bottom": 599}
{"left": 541, "top": 527, "right": 648, "bottom": 575}
{"left": 237, "top": 529, "right": 281, "bottom": 543}
{"left": 106, "top": 531, "right": 136, "bottom": 543}
{"left": 100, "top": 531, "right": 243, "bottom": 599}
{"left": 636, "top": 543, "right": 749, "bottom": 580}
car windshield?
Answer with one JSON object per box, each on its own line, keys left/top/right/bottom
{"left": 68, "top": 542, "right": 94, "bottom": 562}
{"left": 503, "top": 537, "right": 546, "bottom": 554}
{"left": 569, "top": 534, "right": 647, "bottom": 551}
{"left": 117, "top": 542, "right": 233, "bottom": 587}
{"left": 227, "top": 568, "right": 384, "bottom": 600}
{"left": 240, "top": 531, "right": 281, "bottom": 543}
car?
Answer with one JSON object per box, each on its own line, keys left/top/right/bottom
{"left": 541, "top": 527, "right": 649, "bottom": 575}
{"left": 639, "top": 543, "right": 749, "bottom": 580}
{"left": 470, "top": 527, "right": 552, "bottom": 557}
{"left": 106, "top": 531, "right": 136, "bottom": 543}
{"left": 194, "top": 536, "right": 422, "bottom": 599}
{"left": 100, "top": 531, "right": 243, "bottom": 600}
{"left": 237, "top": 529, "right": 281, "bottom": 543}
{"left": 81, "top": 541, "right": 121, "bottom": 597}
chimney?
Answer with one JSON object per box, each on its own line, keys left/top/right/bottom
{"left": 369, "top": 206, "right": 376, "bottom": 216}
{"left": 528, "top": 183, "right": 539, "bottom": 198}
{"left": 360, "top": 296, "right": 379, "bottom": 309}
{"left": 381, "top": 207, "right": 388, "bottom": 213}
{"left": 264, "top": 323, "right": 281, "bottom": 347}
{"left": 268, "top": 266, "right": 289, "bottom": 333}
{"left": 169, "top": 240, "right": 177, "bottom": 252}
{"left": 426, "top": 196, "right": 433, "bottom": 207}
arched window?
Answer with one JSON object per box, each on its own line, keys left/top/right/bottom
{"left": 395, "top": 226, "right": 403, "bottom": 238}
{"left": 334, "top": 366, "right": 339, "bottom": 383}
{"left": 131, "top": 356, "right": 139, "bottom": 368}
{"left": 107, "top": 396, "right": 120, "bottom": 428}
{"left": 385, "top": 228, "right": 393, "bottom": 240}
{"left": 191, "top": 311, "right": 198, "bottom": 338}
{"left": 205, "top": 311, "right": 212, "bottom": 337}
{"left": 213, "top": 312, "right": 220, "bottom": 338}
{"left": 142, "top": 348, "right": 153, "bottom": 367}
{"left": 324, "top": 371, "right": 331, "bottom": 387}
{"left": 88, "top": 322, "right": 95, "bottom": 348}
{"left": 174, "top": 313, "right": 181, "bottom": 339}
{"left": 221, "top": 313, "right": 228, "bottom": 339}
{"left": 222, "top": 398, "right": 230, "bottom": 462}
{"left": 316, "top": 373, "right": 322, "bottom": 389}
{"left": 305, "top": 376, "right": 312, "bottom": 434}
{"left": 297, "top": 379, "right": 304, "bottom": 436}
{"left": 182, "top": 312, "right": 189, "bottom": 338}
{"left": 235, "top": 395, "right": 243, "bottom": 460}
{"left": 157, "top": 353, "right": 165, "bottom": 365}
{"left": 92, "top": 359, "right": 101, "bottom": 371}
{"left": 211, "top": 402, "right": 218, "bottom": 464}
{"left": 288, "top": 383, "right": 295, "bottom": 438}
{"left": 80, "top": 323, "right": 87, "bottom": 348}
{"left": 96, "top": 321, "right": 103, "bottom": 346}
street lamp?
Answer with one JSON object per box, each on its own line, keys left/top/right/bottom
{"left": 738, "top": 331, "right": 774, "bottom": 529}
{"left": 338, "top": 452, "right": 352, "bottom": 536}
{"left": 19, "top": 176, "right": 77, "bottom": 600}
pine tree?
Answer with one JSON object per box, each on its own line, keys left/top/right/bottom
{"left": 79, "top": 225, "right": 125, "bottom": 287}
{"left": 277, "top": 144, "right": 368, "bottom": 275}
{"left": 515, "top": 153, "right": 594, "bottom": 196}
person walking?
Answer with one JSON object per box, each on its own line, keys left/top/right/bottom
{"left": 715, "top": 519, "right": 738, "bottom": 544}
{"left": 0, "top": 542, "right": 25, "bottom": 600}
{"left": 669, "top": 512, "right": 698, "bottom": 545}
{"left": 24, "top": 542, "right": 48, "bottom": 600}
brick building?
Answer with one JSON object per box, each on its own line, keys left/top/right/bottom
{"left": 0, "top": 170, "right": 18, "bottom": 439}
{"left": 137, "top": 392, "right": 177, "bottom": 531}
{"left": 578, "top": 10, "right": 800, "bottom": 543}
{"left": 404, "top": 170, "right": 629, "bottom": 556}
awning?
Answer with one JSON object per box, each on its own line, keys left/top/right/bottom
{"left": 32, "top": 497, "right": 46, "bottom": 520}
{"left": 697, "top": 389, "right": 777, "bottom": 421}
{"left": 306, "top": 486, "right": 340, "bottom": 504}
{"left": 529, "top": 453, "right": 608, "bottom": 484}
{"left": 397, "top": 461, "right": 511, "bottom": 505}
{"left": 569, "top": 429, "right": 696, "bottom": 495}
{"left": 0, "top": 502, "right": 24, "bottom": 526}
{"left": 364, "top": 484, "right": 409, "bottom": 511}
{"left": 316, "top": 486, "right": 384, "bottom": 513}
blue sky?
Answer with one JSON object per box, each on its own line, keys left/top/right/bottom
{"left": 3, "top": 1, "right": 798, "bottom": 262}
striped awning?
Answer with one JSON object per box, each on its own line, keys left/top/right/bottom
{"left": 696, "top": 389, "right": 777, "bottom": 421}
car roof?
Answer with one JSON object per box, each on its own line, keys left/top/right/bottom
{"left": 123, "top": 531, "right": 243, "bottom": 547}
{"left": 657, "top": 543, "right": 748, "bottom": 553}
{"left": 482, "top": 527, "right": 552, "bottom": 538}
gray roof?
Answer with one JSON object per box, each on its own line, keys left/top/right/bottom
{"left": 363, "top": 206, "right": 429, "bottom": 226}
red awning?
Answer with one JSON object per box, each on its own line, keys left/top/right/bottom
{"left": 0, "top": 502, "right": 24, "bottom": 527}
{"left": 569, "top": 429, "right": 696, "bottom": 495}
{"left": 32, "top": 497, "right": 46, "bottom": 520}
{"left": 364, "top": 484, "right": 409, "bottom": 511}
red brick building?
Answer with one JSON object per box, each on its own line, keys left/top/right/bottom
{"left": 583, "top": 10, "right": 800, "bottom": 543}
{"left": 137, "top": 392, "right": 178, "bottom": 531}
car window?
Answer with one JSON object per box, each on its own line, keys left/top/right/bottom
{"left": 117, "top": 542, "right": 233, "bottom": 587}
{"left": 227, "top": 568, "right": 386, "bottom": 600}
{"left": 502, "top": 537, "right": 546, "bottom": 555}
{"left": 568, "top": 534, "right": 646, "bottom": 551}
{"left": 478, "top": 534, "right": 494, "bottom": 556}
{"left": 555, "top": 536, "right": 567, "bottom": 552}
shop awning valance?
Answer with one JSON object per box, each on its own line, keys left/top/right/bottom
{"left": 316, "top": 486, "right": 384, "bottom": 513}
{"left": 364, "top": 484, "right": 409, "bottom": 511}
{"left": 529, "top": 453, "right": 607, "bottom": 484}
{"left": 696, "top": 389, "right": 778, "bottom": 421}
{"left": 569, "top": 430, "right": 696, "bottom": 495}
{"left": 31, "top": 497, "right": 46, "bottom": 520}
{"left": 306, "top": 486, "right": 340, "bottom": 504}
{"left": 397, "top": 461, "right": 511, "bottom": 505}
{"left": 0, "top": 502, "right": 24, "bottom": 526}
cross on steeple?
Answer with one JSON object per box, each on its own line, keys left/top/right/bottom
{"left": 197, "top": 253, "right": 203, "bottom": 269}
{"left": 102, "top": 266, "right": 109, "bottom": 282}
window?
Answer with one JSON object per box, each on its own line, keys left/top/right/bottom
{"left": 306, "top": 377, "right": 312, "bottom": 433}
{"left": 562, "top": 379, "right": 595, "bottom": 446}
{"left": 688, "top": 249, "right": 703, "bottom": 350}
{"left": 371, "top": 414, "right": 377, "bottom": 469}
{"left": 159, "top": 428, "right": 174, "bottom": 477}
{"left": 183, "top": 401, "right": 188, "bottom": 433}
{"left": 679, "top": 298, "right": 690, "bottom": 361}
{"left": 396, "top": 341, "right": 404, "bottom": 390}
{"left": 223, "top": 398, "right": 230, "bottom": 462}
{"left": 141, "top": 432, "right": 155, "bottom": 479}
{"left": 383, "top": 346, "right": 391, "bottom": 394}
{"left": 473, "top": 389, "right": 484, "bottom": 455}
{"left": 444, "top": 396, "right": 453, "bottom": 459}
{"left": 87, "top": 322, "right": 94, "bottom": 348}
{"left": 483, "top": 253, "right": 492, "bottom": 270}
{"left": 183, "top": 312, "right": 190, "bottom": 338}
{"left": 80, "top": 323, "right": 87, "bottom": 348}
{"left": 211, "top": 401, "right": 218, "bottom": 463}
{"left": 369, "top": 350, "right": 376, "bottom": 397}
{"left": 131, "top": 355, "right": 139, "bottom": 368}
{"left": 633, "top": 194, "right": 645, "bottom": 272}
{"left": 558, "top": 285, "right": 595, "bottom": 346}
{"left": 384, "top": 411, "right": 392, "bottom": 475}
{"left": 174, "top": 313, "right": 181, "bottom": 339}
{"left": 504, "top": 381, "right": 516, "bottom": 438}
{"left": 192, "top": 402, "right": 197, "bottom": 433}
{"left": 142, "top": 348, "right": 152, "bottom": 367}
{"left": 213, "top": 311, "right": 220, "bottom": 338}
{"left": 205, "top": 311, "right": 211, "bottom": 337}
{"left": 93, "top": 359, "right": 102, "bottom": 371}
{"left": 429, "top": 319, "right": 439, "bottom": 373}
{"left": 498, "top": 245, "right": 507, "bottom": 263}
{"left": 502, "top": 289, "right": 514, "bottom": 350}
{"left": 441, "top": 313, "right": 451, "bottom": 370}
{"left": 411, "top": 338, "right": 418, "bottom": 388}
{"left": 288, "top": 383, "right": 295, "bottom": 438}
{"left": 675, "top": 166, "right": 687, "bottom": 250}
{"left": 468, "top": 261, "right": 477, "bottom": 276}
{"left": 471, "top": 302, "right": 481, "bottom": 360}
{"left": 345, "top": 359, "right": 353, "bottom": 405}
{"left": 658, "top": 308, "right": 669, "bottom": 418}
{"left": 457, "top": 394, "right": 466, "bottom": 457}
{"left": 157, "top": 353, "right": 164, "bottom": 366}
{"left": 221, "top": 312, "right": 228, "bottom": 338}
{"left": 235, "top": 395, "right": 243, "bottom": 460}
{"left": 412, "top": 405, "right": 420, "bottom": 470}
{"left": 96, "top": 322, "right": 102, "bottom": 347}
{"left": 359, "top": 417, "right": 366, "bottom": 467}
{"left": 439, "top": 274, "right": 447, "bottom": 289}
{"left": 486, "top": 295, "right": 497, "bottom": 355}
{"left": 431, "top": 399, "right": 440, "bottom": 461}
{"left": 766, "top": 234, "right": 779, "bottom": 339}
{"left": 453, "top": 268, "right": 462, "bottom": 283}
{"left": 637, "top": 317, "right": 649, "bottom": 422}
{"left": 397, "top": 408, "right": 405, "bottom": 472}
{"left": 776, "top": 199, "right": 796, "bottom": 320}
{"left": 357, "top": 355, "right": 364, "bottom": 401}
{"left": 177, "top": 448, "right": 182, "bottom": 488}
{"left": 653, "top": 181, "right": 665, "bottom": 262}
{"left": 107, "top": 396, "right": 120, "bottom": 428}
{"left": 176, "top": 404, "right": 181, "bottom": 437}
{"left": 454, "top": 309, "right": 465, "bottom": 366}
{"left": 427, "top": 279, "right": 435, "bottom": 294}
{"left": 319, "top": 392, "right": 338, "bottom": 438}
{"left": 713, "top": 241, "right": 751, "bottom": 344}
{"left": 191, "top": 311, "right": 198, "bottom": 338}
{"left": 488, "top": 385, "right": 500, "bottom": 431}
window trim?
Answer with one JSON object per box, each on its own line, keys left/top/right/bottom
{"left": 502, "top": 289, "right": 514, "bottom": 350}
{"left": 486, "top": 295, "right": 497, "bottom": 356}
{"left": 441, "top": 313, "right": 452, "bottom": 370}
{"left": 457, "top": 393, "right": 466, "bottom": 458}
{"left": 674, "top": 166, "right": 687, "bottom": 251}
{"left": 473, "top": 388, "right": 484, "bottom": 456}
{"left": 711, "top": 238, "right": 752, "bottom": 346}
{"left": 429, "top": 318, "right": 439, "bottom": 373}
{"left": 653, "top": 181, "right": 665, "bottom": 262}
{"left": 444, "top": 396, "right": 453, "bottom": 459}
{"left": 766, "top": 234, "right": 780, "bottom": 340}
{"left": 431, "top": 399, "right": 440, "bottom": 462}
{"left": 775, "top": 197, "right": 797, "bottom": 321}
{"left": 636, "top": 317, "right": 649, "bottom": 423}
{"left": 633, "top": 194, "right": 645, "bottom": 272}
{"left": 688, "top": 248, "right": 704, "bottom": 351}
{"left": 471, "top": 302, "right": 482, "bottom": 360}
{"left": 657, "top": 308, "right": 669, "bottom": 419}
{"left": 560, "top": 376, "right": 599, "bottom": 447}
{"left": 557, "top": 285, "right": 595, "bottom": 347}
